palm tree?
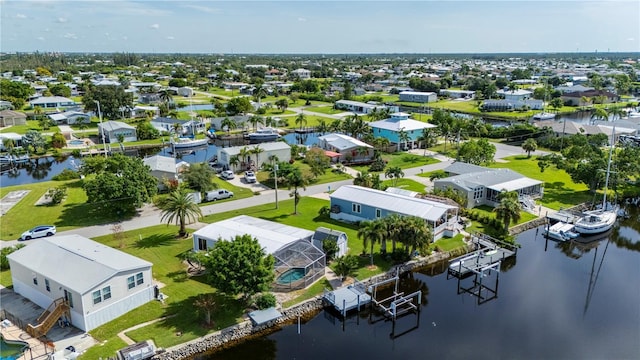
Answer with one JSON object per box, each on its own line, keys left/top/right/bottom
{"left": 287, "top": 167, "right": 307, "bottom": 215}
{"left": 253, "top": 83, "right": 267, "bottom": 106}
{"left": 397, "top": 129, "right": 410, "bottom": 151}
{"left": 580, "top": 96, "right": 592, "bottom": 110}
{"left": 373, "top": 137, "right": 390, "bottom": 153}
{"left": 607, "top": 107, "right": 624, "bottom": 122}
{"left": 228, "top": 155, "right": 240, "bottom": 171}
{"left": 591, "top": 108, "right": 609, "bottom": 125}
{"left": 493, "top": 190, "right": 521, "bottom": 233}
{"left": 353, "top": 171, "right": 373, "bottom": 188}
{"left": 382, "top": 214, "right": 403, "bottom": 253}
{"left": 193, "top": 294, "right": 216, "bottom": 326}
{"left": 238, "top": 146, "right": 251, "bottom": 170}
{"left": 316, "top": 119, "right": 329, "bottom": 135}
{"left": 221, "top": 117, "right": 236, "bottom": 135}
{"left": 329, "top": 119, "right": 342, "bottom": 133}
{"left": 357, "top": 220, "right": 385, "bottom": 266}
{"left": 417, "top": 128, "right": 436, "bottom": 155}
{"left": 158, "top": 89, "right": 173, "bottom": 106}
{"left": 251, "top": 145, "right": 264, "bottom": 169}
{"left": 248, "top": 115, "right": 263, "bottom": 132}
{"left": 384, "top": 166, "right": 404, "bottom": 187}
{"left": 522, "top": 138, "right": 538, "bottom": 158}
{"left": 159, "top": 188, "right": 203, "bottom": 237}
{"left": 33, "top": 106, "right": 43, "bottom": 121}
{"left": 295, "top": 112, "right": 307, "bottom": 131}
{"left": 2, "top": 138, "right": 15, "bottom": 155}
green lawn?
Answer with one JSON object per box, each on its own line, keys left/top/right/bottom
{"left": 351, "top": 152, "right": 440, "bottom": 173}
{"left": 0, "top": 120, "right": 56, "bottom": 134}
{"left": 306, "top": 105, "right": 343, "bottom": 115}
{"left": 282, "top": 277, "right": 332, "bottom": 308}
{"left": 256, "top": 161, "right": 352, "bottom": 188}
{"left": 78, "top": 225, "right": 246, "bottom": 359}
{"left": 487, "top": 155, "right": 592, "bottom": 210}
{"left": 0, "top": 180, "right": 123, "bottom": 240}
{"left": 280, "top": 114, "right": 336, "bottom": 129}
{"left": 430, "top": 234, "right": 465, "bottom": 252}
{"left": 382, "top": 178, "right": 428, "bottom": 193}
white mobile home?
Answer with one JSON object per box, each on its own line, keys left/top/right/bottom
{"left": 217, "top": 141, "right": 290, "bottom": 171}
{"left": 7, "top": 235, "right": 155, "bottom": 332}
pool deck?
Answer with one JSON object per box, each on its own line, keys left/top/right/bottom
{"left": 1, "top": 321, "right": 52, "bottom": 360}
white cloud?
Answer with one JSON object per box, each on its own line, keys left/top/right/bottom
{"left": 44, "top": 28, "right": 50, "bottom": 32}
{"left": 627, "top": 38, "right": 635, "bottom": 41}
{"left": 150, "top": 23, "right": 160, "bottom": 29}
{"left": 105, "top": 32, "right": 109, "bottom": 36}
{"left": 57, "top": 17, "right": 68, "bottom": 23}
{"left": 37, "top": 36, "right": 45, "bottom": 41}
{"left": 298, "top": 17, "right": 307, "bottom": 22}
{"left": 122, "top": 36, "right": 128, "bottom": 41}
{"left": 15, "top": 13, "right": 26, "bottom": 19}
{"left": 167, "top": 36, "right": 175, "bottom": 40}
{"left": 183, "top": 4, "right": 220, "bottom": 14}
{"left": 63, "top": 33, "right": 77, "bottom": 39}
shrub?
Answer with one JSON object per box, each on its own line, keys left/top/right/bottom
{"left": 323, "top": 239, "right": 339, "bottom": 261}
{"left": 52, "top": 169, "right": 79, "bottom": 181}
{"left": 1, "top": 245, "right": 25, "bottom": 270}
{"left": 254, "top": 293, "right": 277, "bottom": 310}
{"left": 369, "top": 158, "right": 386, "bottom": 172}
{"left": 45, "top": 186, "right": 67, "bottom": 205}
{"left": 318, "top": 206, "right": 330, "bottom": 217}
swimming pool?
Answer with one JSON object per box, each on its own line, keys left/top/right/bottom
{"left": 276, "top": 268, "right": 305, "bottom": 285}
{"left": 0, "top": 336, "right": 26, "bottom": 360}
{"left": 68, "top": 139, "right": 85, "bottom": 146}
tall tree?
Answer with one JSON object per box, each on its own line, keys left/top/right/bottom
{"left": 159, "top": 187, "right": 203, "bottom": 237}
{"left": 493, "top": 190, "right": 521, "bottom": 233}
{"left": 183, "top": 163, "right": 217, "bottom": 196}
{"left": 522, "top": 138, "right": 538, "bottom": 158}
{"left": 201, "top": 234, "right": 275, "bottom": 301}
{"left": 357, "top": 220, "right": 385, "bottom": 266}
{"left": 295, "top": 112, "right": 307, "bottom": 131}
{"left": 287, "top": 167, "right": 308, "bottom": 215}
{"left": 251, "top": 145, "right": 264, "bottom": 169}
{"left": 384, "top": 166, "right": 404, "bottom": 187}
{"left": 83, "top": 85, "right": 134, "bottom": 120}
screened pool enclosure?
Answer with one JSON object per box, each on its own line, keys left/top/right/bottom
{"left": 273, "top": 240, "right": 325, "bottom": 292}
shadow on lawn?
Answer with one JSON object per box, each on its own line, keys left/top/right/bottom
{"left": 155, "top": 293, "right": 246, "bottom": 338}
{"left": 133, "top": 233, "right": 179, "bottom": 249}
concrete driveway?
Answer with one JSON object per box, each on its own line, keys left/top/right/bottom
{"left": 493, "top": 142, "right": 548, "bottom": 160}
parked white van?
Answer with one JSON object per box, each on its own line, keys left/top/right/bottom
{"left": 206, "top": 189, "right": 234, "bottom": 201}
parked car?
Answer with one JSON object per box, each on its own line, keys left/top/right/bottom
{"left": 221, "top": 170, "right": 235, "bottom": 180}
{"left": 20, "top": 225, "right": 56, "bottom": 240}
{"left": 244, "top": 171, "right": 257, "bottom": 183}
{"left": 205, "top": 189, "right": 234, "bottom": 201}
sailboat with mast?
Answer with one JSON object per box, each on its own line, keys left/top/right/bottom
{"left": 574, "top": 126, "right": 618, "bottom": 235}
{"left": 533, "top": 79, "right": 556, "bottom": 120}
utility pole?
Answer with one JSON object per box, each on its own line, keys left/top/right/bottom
{"left": 94, "top": 100, "right": 108, "bottom": 158}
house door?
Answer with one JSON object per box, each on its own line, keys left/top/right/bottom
{"left": 63, "top": 289, "right": 74, "bottom": 308}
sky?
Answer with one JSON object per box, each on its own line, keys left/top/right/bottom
{"left": 1, "top": 0, "right": 639, "bottom": 54}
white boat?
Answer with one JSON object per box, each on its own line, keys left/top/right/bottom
{"left": 574, "top": 126, "right": 617, "bottom": 235}
{"left": 170, "top": 137, "right": 209, "bottom": 149}
{"left": 247, "top": 128, "right": 281, "bottom": 141}
{"left": 544, "top": 222, "right": 580, "bottom": 241}
{"left": 627, "top": 111, "right": 640, "bottom": 118}
{"left": 532, "top": 112, "right": 556, "bottom": 120}
{"left": 0, "top": 155, "right": 12, "bottom": 164}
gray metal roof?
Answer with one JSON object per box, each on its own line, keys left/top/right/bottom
{"left": 317, "top": 133, "right": 372, "bottom": 151}
{"left": 248, "top": 307, "right": 282, "bottom": 326}
{"left": 143, "top": 155, "right": 176, "bottom": 173}
{"left": 443, "top": 162, "right": 490, "bottom": 175}
{"left": 330, "top": 185, "right": 456, "bottom": 222}
{"left": 369, "top": 116, "right": 436, "bottom": 132}
{"left": 219, "top": 141, "right": 290, "bottom": 156}
{"left": 434, "top": 168, "right": 542, "bottom": 192}
{"left": 193, "top": 215, "right": 314, "bottom": 254}
{"left": 313, "top": 227, "right": 346, "bottom": 242}
{"left": 7, "top": 235, "right": 152, "bottom": 294}
{"left": 100, "top": 120, "right": 135, "bottom": 131}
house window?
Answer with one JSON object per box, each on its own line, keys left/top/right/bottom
{"left": 102, "top": 286, "right": 111, "bottom": 301}
{"left": 93, "top": 290, "right": 102, "bottom": 305}
{"left": 352, "top": 203, "right": 361, "bottom": 213}
{"left": 198, "top": 238, "right": 207, "bottom": 251}
{"left": 33, "top": 276, "right": 38, "bottom": 286}
{"left": 136, "top": 272, "right": 144, "bottom": 286}
{"left": 45, "top": 279, "right": 50, "bottom": 292}
{"left": 127, "top": 276, "right": 135, "bottom": 289}
{"left": 473, "top": 186, "right": 484, "bottom": 200}
{"left": 375, "top": 209, "right": 382, "bottom": 218}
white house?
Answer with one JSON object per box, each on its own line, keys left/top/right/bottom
{"left": 98, "top": 121, "right": 137, "bottom": 143}
{"left": 368, "top": 112, "right": 437, "bottom": 150}
{"left": 316, "top": 133, "right": 374, "bottom": 164}
{"left": 439, "top": 89, "right": 475, "bottom": 99}
{"left": 130, "top": 105, "right": 160, "bottom": 119}
{"left": 143, "top": 155, "right": 178, "bottom": 190}
{"left": 48, "top": 111, "right": 91, "bottom": 125}
{"left": 399, "top": 91, "right": 438, "bottom": 103}
{"left": 291, "top": 68, "right": 311, "bottom": 79}
{"left": 433, "top": 162, "right": 543, "bottom": 208}
{"left": 334, "top": 100, "right": 398, "bottom": 115}
{"left": 496, "top": 89, "right": 532, "bottom": 101}
{"left": 217, "top": 142, "right": 291, "bottom": 171}
{"left": 29, "top": 96, "right": 77, "bottom": 110}
{"left": 7, "top": 235, "right": 155, "bottom": 332}
{"left": 0, "top": 133, "right": 23, "bottom": 150}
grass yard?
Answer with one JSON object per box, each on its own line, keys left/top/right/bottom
{"left": 351, "top": 152, "right": 440, "bottom": 173}
{"left": 0, "top": 120, "right": 55, "bottom": 134}
{"left": 306, "top": 105, "right": 344, "bottom": 115}
{"left": 78, "top": 225, "right": 246, "bottom": 359}
{"left": 382, "top": 178, "right": 428, "bottom": 193}
{"left": 488, "top": 155, "right": 593, "bottom": 210}
{"left": 0, "top": 180, "right": 123, "bottom": 240}
{"left": 280, "top": 114, "right": 336, "bottom": 129}
{"left": 256, "top": 161, "right": 352, "bottom": 188}
{"left": 282, "top": 277, "right": 332, "bottom": 308}
{"left": 430, "top": 234, "right": 465, "bottom": 252}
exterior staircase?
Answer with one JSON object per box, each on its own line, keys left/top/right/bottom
{"left": 26, "top": 298, "right": 69, "bottom": 338}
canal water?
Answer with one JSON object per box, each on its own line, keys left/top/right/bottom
{"left": 200, "top": 207, "right": 640, "bottom": 360}
{"left": 0, "top": 132, "right": 320, "bottom": 187}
